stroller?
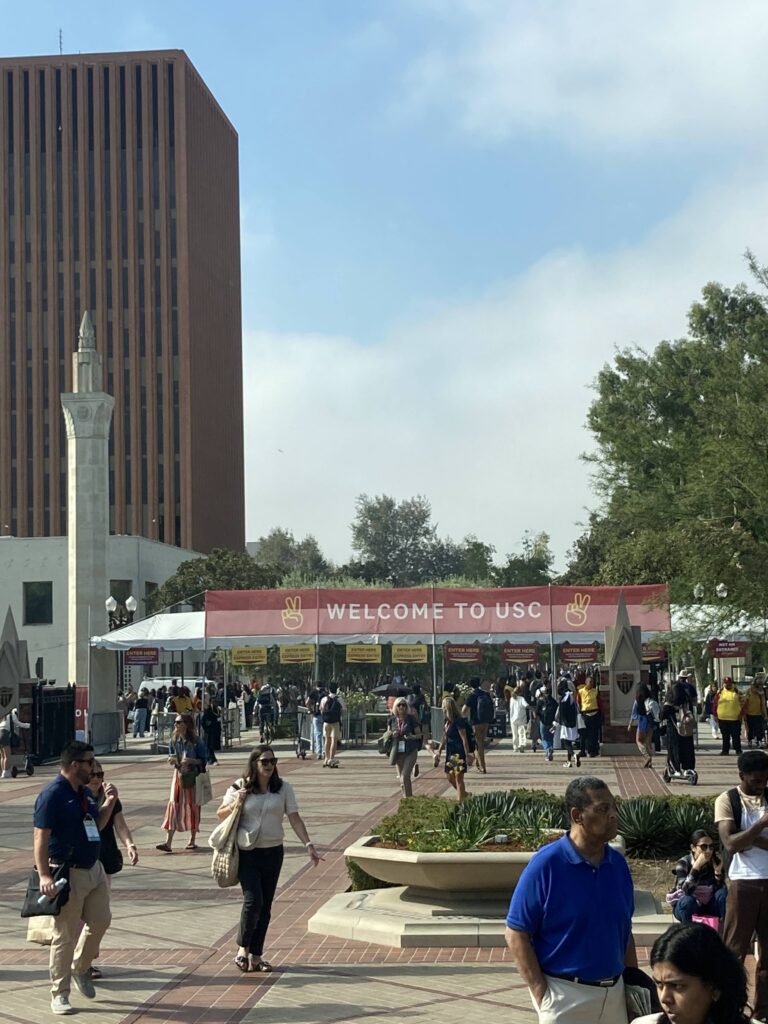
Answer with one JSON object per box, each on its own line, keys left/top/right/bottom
{"left": 662, "top": 706, "right": 698, "bottom": 786}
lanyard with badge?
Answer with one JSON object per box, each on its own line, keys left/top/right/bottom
{"left": 81, "top": 792, "right": 100, "bottom": 842}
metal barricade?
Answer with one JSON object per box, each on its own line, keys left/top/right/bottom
{"left": 342, "top": 709, "right": 367, "bottom": 747}
{"left": 281, "top": 709, "right": 299, "bottom": 741}
{"left": 221, "top": 706, "right": 242, "bottom": 749}
{"left": 295, "top": 707, "right": 312, "bottom": 758}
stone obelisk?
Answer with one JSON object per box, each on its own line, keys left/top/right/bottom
{"left": 61, "top": 312, "right": 115, "bottom": 724}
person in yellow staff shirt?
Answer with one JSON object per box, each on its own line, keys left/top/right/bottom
{"left": 716, "top": 677, "right": 745, "bottom": 756}
{"left": 577, "top": 672, "right": 602, "bottom": 759}
{"left": 744, "top": 678, "right": 767, "bottom": 749}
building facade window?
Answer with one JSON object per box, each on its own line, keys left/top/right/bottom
{"left": 23, "top": 581, "right": 53, "bottom": 624}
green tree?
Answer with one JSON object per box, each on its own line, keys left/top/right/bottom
{"left": 495, "top": 531, "right": 553, "bottom": 586}
{"left": 350, "top": 494, "right": 439, "bottom": 585}
{"left": 147, "top": 548, "right": 280, "bottom": 613}
{"left": 251, "top": 527, "right": 331, "bottom": 579}
{"left": 583, "top": 257, "right": 768, "bottom": 619}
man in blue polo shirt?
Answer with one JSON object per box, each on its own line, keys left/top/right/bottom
{"left": 33, "top": 741, "right": 119, "bottom": 1015}
{"left": 505, "top": 776, "right": 636, "bottom": 1023}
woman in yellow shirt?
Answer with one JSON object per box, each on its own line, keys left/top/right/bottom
{"left": 715, "top": 677, "right": 744, "bottom": 756}
{"left": 576, "top": 673, "right": 601, "bottom": 758}
{"left": 744, "top": 680, "right": 767, "bottom": 748}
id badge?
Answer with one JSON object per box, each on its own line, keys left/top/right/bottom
{"left": 397, "top": 740, "right": 406, "bottom": 753}
{"left": 83, "top": 816, "right": 100, "bottom": 841}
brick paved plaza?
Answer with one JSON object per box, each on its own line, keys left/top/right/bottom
{"left": 0, "top": 728, "right": 736, "bottom": 1024}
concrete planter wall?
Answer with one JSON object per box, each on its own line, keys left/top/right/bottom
{"left": 345, "top": 832, "right": 627, "bottom": 894}
{"left": 345, "top": 835, "right": 537, "bottom": 892}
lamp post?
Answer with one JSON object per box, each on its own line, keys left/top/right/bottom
{"left": 692, "top": 583, "right": 729, "bottom": 683}
{"left": 106, "top": 594, "right": 137, "bottom": 697}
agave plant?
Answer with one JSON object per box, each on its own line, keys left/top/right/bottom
{"left": 444, "top": 803, "right": 498, "bottom": 849}
{"left": 667, "top": 799, "right": 717, "bottom": 849}
{"left": 617, "top": 797, "right": 676, "bottom": 857}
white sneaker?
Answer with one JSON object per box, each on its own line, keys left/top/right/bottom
{"left": 51, "top": 994, "right": 75, "bottom": 1014}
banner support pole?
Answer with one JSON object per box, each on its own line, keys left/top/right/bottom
{"left": 315, "top": 585, "right": 321, "bottom": 681}
{"left": 549, "top": 583, "right": 557, "bottom": 697}
{"left": 431, "top": 586, "right": 438, "bottom": 708}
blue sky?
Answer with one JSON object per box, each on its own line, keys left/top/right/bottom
{"left": 6, "top": 1, "right": 768, "bottom": 567}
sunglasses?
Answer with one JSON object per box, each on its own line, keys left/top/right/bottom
{"left": 697, "top": 843, "right": 715, "bottom": 850}
{"left": 258, "top": 758, "right": 278, "bottom": 767}
{"left": 92, "top": 772, "right": 105, "bottom": 779}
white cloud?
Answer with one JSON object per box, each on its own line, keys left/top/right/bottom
{"left": 399, "top": 0, "right": 768, "bottom": 149}
{"left": 243, "top": 165, "right": 768, "bottom": 569}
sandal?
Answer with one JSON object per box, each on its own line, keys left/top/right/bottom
{"left": 234, "top": 955, "right": 249, "bottom": 973}
{"left": 185, "top": 842, "right": 198, "bottom": 851}
{"left": 251, "top": 958, "right": 273, "bottom": 972}
{"left": 155, "top": 843, "right": 173, "bottom": 853}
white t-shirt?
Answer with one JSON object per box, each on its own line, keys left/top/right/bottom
{"left": 714, "top": 787, "right": 768, "bottom": 880}
{"left": 222, "top": 779, "right": 299, "bottom": 849}
{"left": 508, "top": 696, "right": 528, "bottom": 725}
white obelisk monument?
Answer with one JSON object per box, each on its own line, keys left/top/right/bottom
{"left": 61, "top": 312, "right": 115, "bottom": 725}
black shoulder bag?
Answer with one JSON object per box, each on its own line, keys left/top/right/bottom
{"left": 21, "top": 860, "right": 70, "bottom": 918}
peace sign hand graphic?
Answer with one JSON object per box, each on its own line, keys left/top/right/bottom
{"left": 565, "top": 592, "right": 591, "bottom": 628}
{"left": 282, "top": 596, "right": 304, "bottom": 630}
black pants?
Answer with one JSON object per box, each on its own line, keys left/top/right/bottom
{"left": 583, "top": 712, "right": 601, "bottom": 757}
{"left": 238, "top": 845, "right": 284, "bottom": 956}
{"left": 721, "top": 719, "right": 742, "bottom": 755}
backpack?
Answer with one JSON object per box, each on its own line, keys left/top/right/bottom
{"left": 727, "top": 786, "right": 768, "bottom": 831}
{"left": 476, "top": 690, "right": 495, "bottom": 725}
{"left": 321, "top": 695, "right": 342, "bottom": 724}
{"left": 676, "top": 704, "right": 695, "bottom": 737}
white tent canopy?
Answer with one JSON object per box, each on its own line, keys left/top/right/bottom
{"left": 90, "top": 611, "right": 205, "bottom": 651}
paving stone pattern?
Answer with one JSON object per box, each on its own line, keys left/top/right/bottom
{"left": 0, "top": 728, "right": 741, "bottom": 1023}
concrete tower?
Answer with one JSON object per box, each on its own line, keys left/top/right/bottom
{"left": 61, "top": 312, "right": 115, "bottom": 717}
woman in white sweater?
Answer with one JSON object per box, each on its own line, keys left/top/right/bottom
{"left": 216, "top": 744, "right": 321, "bottom": 973}
{"left": 0, "top": 707, "right": 30, "bottom": 778}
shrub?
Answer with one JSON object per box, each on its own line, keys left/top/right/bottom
{"left": 377, "top": 795, "right": 453, "bottom": 844}
{"left": 617, "top": 797, "right": 675, "bottom": 858}
{"left": 346, "top": 859, "right": 393, "bottom": 892}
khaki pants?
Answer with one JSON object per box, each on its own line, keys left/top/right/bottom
{"left": 473, "top": 723, "right": 489, "bottom": 771}
{"left": 50, "top": 862, "right": 111, "bottom": 997}
{"left": 533, "top": 975, "right": 627, "bottom": 1024}
{"left": 723, "top": 877, "right": 768, "bottom": 1018}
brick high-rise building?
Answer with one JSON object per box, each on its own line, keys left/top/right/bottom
{"left": 0, "top": 50, "right": 244, "bottom": 552}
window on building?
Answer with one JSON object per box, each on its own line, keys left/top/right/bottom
{"left": 23, "top": 582, "right": 53, "bottom": 625}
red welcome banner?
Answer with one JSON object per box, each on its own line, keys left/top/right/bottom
{"left": 444, "top": 643, "right": 483, "bottom": 664}
{"left": 560, "top": 642, "right": 599, "bottom": 663}
{"left": 204, "top": 585, "right": 669, "bottom": 640}
{"left": 501, "top": 642, "right": 540, "bottom": 664}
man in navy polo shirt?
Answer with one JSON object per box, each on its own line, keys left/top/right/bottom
{"left": 33, "top": 741, "right": 119, "bottom": 1015}
{"left": 505, "top": 776, "right": 636, "bottom": 1023}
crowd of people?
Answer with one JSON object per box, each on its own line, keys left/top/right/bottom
{"left": 25, "top": 663, "right": 768, "bottom": 1019}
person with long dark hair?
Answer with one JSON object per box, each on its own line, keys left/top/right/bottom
{"left": 633, "top": 922, "right": 750, "bottom": 1024}
{"left": 629, "top": 683, "right": 655, "bottom": 768}
{"left": 216, "top": 744, "right": 321, "bottom": 973}
{"left": 156, "top": 712, "right": 207, "bottom": 853}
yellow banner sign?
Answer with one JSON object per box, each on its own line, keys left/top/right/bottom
{"left": 279, "top": 644, "right": 316, "bottom": 664}
{"left": 231, "top": 646, "right": 268, "bottom": 666}
{"left": 346, "top": 644, "right": 382, "bottom": 664}
{"left": 392, "top": 644, "right": 428, "bottom": 664}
